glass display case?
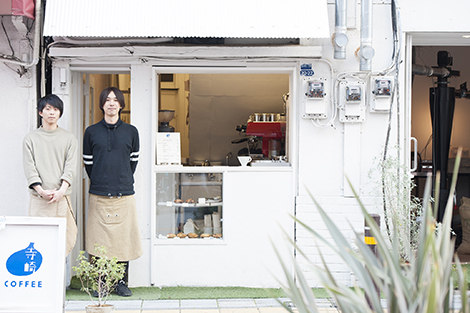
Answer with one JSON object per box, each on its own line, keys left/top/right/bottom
{"left": 155, "top": 172, "right": 223, "bottom": 240}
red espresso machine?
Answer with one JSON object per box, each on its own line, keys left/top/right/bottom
{"left": 245, "top": 113, "right": 286, "bottom": 158}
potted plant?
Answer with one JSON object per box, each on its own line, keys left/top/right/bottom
{"left": 73, "top": 244, "right": 126, "bottom": 312}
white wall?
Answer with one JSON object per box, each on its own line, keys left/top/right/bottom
{"left": 129, "top": 64, "right": 154, "bottom": 287}
{"left": 0, "top": 62, "right": 35, "bottom": 216}
{"left": 294, "top": 2, "right": 398, "bottom": 287}
{"left": 400, "top": 1, "right": 470, "bottom": 32}
{"left": 0, "top": 16, "right": 37, "bottom": 217}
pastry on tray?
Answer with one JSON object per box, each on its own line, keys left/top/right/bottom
{"left": 167, "top": 233, "right": 176, "bottom": 238}
{"left": 188, "top": 232, "right": 198, "bottom": 238}
{"left": 200, "top": 233, "right": 211, "bottom": 238}
{"left": 212, "top": 233, "right": 222, "bottom": 238}
{"left": 174, "top": 199, "right": 184, "bottom": 203}
{"left": 185, "top": 198, "right": 195, "bottom": 203}
{"left": 177, "top": 233, "right": 187, "bottom": 238}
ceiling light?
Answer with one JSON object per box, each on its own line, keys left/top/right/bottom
{"left": 463, "top": 35, "right": 470, "bottom": 38}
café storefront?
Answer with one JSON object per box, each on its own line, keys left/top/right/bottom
{"left": 43, "top": 0, "right": 332, "bottom": 287}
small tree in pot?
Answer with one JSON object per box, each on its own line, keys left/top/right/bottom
{"left": 73, "top": 244, "right": 126, "bottom": 312}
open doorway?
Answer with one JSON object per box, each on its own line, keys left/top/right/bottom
{"left": 411, "top": 45, "right": 470, "bottom": 246}
{"left": 78, "top": 73, "right": 131, "bottom": 250}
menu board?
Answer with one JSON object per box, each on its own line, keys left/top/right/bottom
{"left": 156, "top": 132, "right": 181, "bottom": 165}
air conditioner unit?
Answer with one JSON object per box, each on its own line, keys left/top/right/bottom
{"left": 0, "top": 0, "right": 35, "bottom": 20}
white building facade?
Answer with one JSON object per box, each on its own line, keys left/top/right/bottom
{"left": 1, "top": 0, "right": 470, "bottom": 288}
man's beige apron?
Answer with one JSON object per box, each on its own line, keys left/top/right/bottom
{"left": 86, "top": 194, "right": 142, "bottom": 261}
{"left": 29, "top": 195, "right": 78, "bottom": 255}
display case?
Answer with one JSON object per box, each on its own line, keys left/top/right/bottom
{"left": 155, "top": 172, "right": 223, "bottom": 240}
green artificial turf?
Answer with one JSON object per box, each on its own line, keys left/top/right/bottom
{"left": 66, "top": 286, "right": 288, "bottom": 301}
{"left": 66, "top": 276, "right": 330, "bottom": 301}
{"left": 68, "top": 264, "right": 470, "bottom": 302}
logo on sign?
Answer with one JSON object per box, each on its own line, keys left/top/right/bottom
{"left": 300, "top": 63, "right": 314, "bottom": 77}
{"left": 6, "top": 242, "right": 43, "bottom": 276}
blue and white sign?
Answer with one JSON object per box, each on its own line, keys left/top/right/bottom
{"left": 300, "top": 63, "right": 314, "bottom": 77}
{"left": 0, "top": 217, "right": 66, "bottom": 313}
{"left": 6, "top": 242, "right": 43, "bottom": 276}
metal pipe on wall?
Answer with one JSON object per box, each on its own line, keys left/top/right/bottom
{"left": 359, "top": 0, "right": 375, "bottom": 71}
{"left": 412, "top": 64, "right": 450, "bottom": 78}
{"left": 334, "top": 0, "right": 348, "bottom": 59}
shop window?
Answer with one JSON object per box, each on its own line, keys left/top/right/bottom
{"left": 156, "top": 172, "right": 223, "bottom": 239}
{"left": 158, "top": 73, "right": 289, "bottom": 166}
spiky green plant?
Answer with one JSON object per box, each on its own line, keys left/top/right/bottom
{"left": 277, "top": 151, "right": 468, "bottom": 313}
{"left": 72, "top": 244, "right": 125, "bottom": 307}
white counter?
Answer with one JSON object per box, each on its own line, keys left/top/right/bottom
{"left": 151, "top": 168, "right": 295, "bottom": 288}
{"left": 154, "top": 165, "right": 293, "bottom": 173}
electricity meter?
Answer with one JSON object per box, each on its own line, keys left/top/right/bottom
{"left": 303, "top": 78, "right": 329, "bottom": 119}
{"left": 370, "top": 76, "right": 394, "bottom": 113}
{"left": 338, "top": 81, "right": 366, "bottom": 123}
{"left": 306, "top": 81, "right": 324, "bottom": 98}
{"left": 374, "top": 79, "right": 392, "bottom": 96}
{"left": 346, "top": 86, "right": 362, "bottom": 101}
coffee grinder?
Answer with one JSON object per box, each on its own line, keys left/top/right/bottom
{"left": 158, "top": 110, "right": 175, "bottom": 132}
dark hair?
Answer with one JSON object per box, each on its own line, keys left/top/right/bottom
{"left": 99, "top": 87, "right": 125, "bottom": 113}
{"left": 38, "top": 94, "right": 64, "bottom": 117}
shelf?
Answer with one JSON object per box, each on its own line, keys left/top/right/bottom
{"left": 154, "top": 165, "right": 292, "bottom": 173}
{"left": 180, "top": 181, "right": 222, "bottom": 186}
{"left": 154, "top": 238, "right": 226, "bottom": 245}
{"left": 157, "top": 201, "right": 223, "bottom": 207}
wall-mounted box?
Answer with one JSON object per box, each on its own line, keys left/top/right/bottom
{"left": 338, "top": 81, "right": 366, "bottom": 123}
{"left": 370, "top": 76, "right": 394, "bottom": 113}
{"left": 303, "top": 78, "right": 330, "bottom": 119}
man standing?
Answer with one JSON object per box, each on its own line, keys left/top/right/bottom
{"left": 23, "top": 94, "right": 78, "bottom": 256}
{"left": 83, "top": 87, "right": 142, "bottom": 297}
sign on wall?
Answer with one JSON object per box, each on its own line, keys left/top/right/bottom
{"left": 0, "top": 217, "right": 66, "bottom": 313}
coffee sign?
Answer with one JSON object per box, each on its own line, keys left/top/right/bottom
{"left": 0, "top": 217, "right": 66, "bottom": 312}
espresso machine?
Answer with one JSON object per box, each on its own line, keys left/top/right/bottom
{"left": 234, "top": 112, "right": 286, "bottom": 161}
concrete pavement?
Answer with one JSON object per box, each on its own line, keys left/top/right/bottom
{"left": 65, "top": 298, "right": 340, "bottom": 312}
{"left": 65, "top": 296, "right": 465, "bottom": 312}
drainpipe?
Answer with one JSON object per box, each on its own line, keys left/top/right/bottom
{"left": 0, "top": 0, "right": 41, "bottom": 68}
{"left": 334, "top": 0, "right": 348, "bottom": 59}
{"left": 359, "top": 0, "right": 375, "bottom": 71}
